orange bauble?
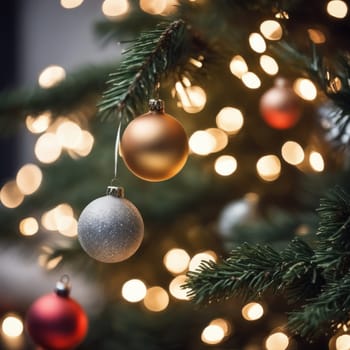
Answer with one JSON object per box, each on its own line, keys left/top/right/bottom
{"left": 120, "top": 99, "right": 189, "bottom": 182}
{"left": 260, "top": 78, "right": 301, "bottom": 129}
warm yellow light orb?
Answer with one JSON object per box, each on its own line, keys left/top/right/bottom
{"left": 1, "top": 314, "right": 24, "bottom": 338}
{"left": 242, "top": 72, "right": 261, "bottom": 89}
{"left": 265, "top": 332, "right": 289, "bottom": 350}
{"left": 293, "top": 78, "right": 317, "bottom": 100}
{"left": 122, "top": 279, "right": 147, "bottom": 303}
{"left": 16, "top": 164, "right": 43, "bottom": 195}
{"left": 102, "top": 0, "right": 129, "bottom": 17}
{"left": 249, "top": 33, "right": 266, "bottom": 53}
{"left": 201, "top": 324, "right": 225, "bottom": 345}
{"left": 169, "top": 275, "right": 190, "bottom": 300}
{"left": 38, "top": 65, "right": 66, "bottom": 88}
{"left": 309, "top": 151, "right": 325, "bottom": 172}
{"left": 60, "top": 0, "right": 84, "bottom": 9}
{"left": 210, "top": 318, "right": 231, "bottom": 336}
{"left": 281, "top": 141, "right": 304, "bottom": 165}
{"left": 140, "top": 0, "right": 167, "bottom": 15}
{"left": 56, "top": 121, "right": 82, "bottom": 149}
{"left": 307, "top": 29, "right": 326, "bottom": 44}
{"left": 163, "top": 248, "right": 190, "bottom": 274}
{"left": 72, "top": 130, "right": 94, "bottom": 157}
{"left": 34, "top": 133, "right": 62, "bottom": 164}
{"left": 143, "top": 286, "right": 169, "bottom": 312}
{"left": 205, "top": 128, "right": 228, "bottom": 152}
{"left": 336, "top": 334, "right": 350, "bottom": 350}
{"left": 260, "top": 20, "right": 283, "bottom": 40}
{"left": 241, "top": 302, "right": 264, "bottom": 321}
{"left": 327, "top": 0, "right": 348, "bottom": 18}
{"left": 25, "top": 112, "right": 51, "bottom": 134}
{"left": 58, "top": 216, "right": 78, "bottom": 237}
{"left": 256, "top": 155, "right": 281, "bottom": 181}
{"left": 189, "top": 130, "right": 216, "bottom": 155}
{"left": 259, "top": 55, "right": 279, "bottom": 75}
{"left": 41, "top": 210, "right": 58, "bottom": 231}
{"left": 19, "top": 217, "right": 39, "bottom": 236}
{"left": 214, "top": 155, "right": 237, "bottom": 176}
{"left": 175, "top": 82, "right": 207, "bottom": 114}
{"left": 0, "top": 181, "right": 24, "bottom": 209}
{"left": 229, "top": 55, "right": 248, "bottom": 78}
{"left": 189, "top": 251, "right": 217, "bottom": 272}
{"left": 216, "top": 107, "right": 244, "bottom": 134}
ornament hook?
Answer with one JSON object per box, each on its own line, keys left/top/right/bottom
{"left": 55, "top": 274, "right": 71, "bottom": 297}
{"left": 111, "top": 121, "right": 122, "bottom": 185}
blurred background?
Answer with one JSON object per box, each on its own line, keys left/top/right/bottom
{"left": 1, "top": 0, "right": 350, "bottom": 349}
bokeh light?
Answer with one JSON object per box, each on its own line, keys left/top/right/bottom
{"left": 336, "top": 334, "right": 350, "bottom": 350}
{"left": 122, "top": 279, "right": 147, "bottom": 302}
{"left": 169, "top": 275, "right": 190, "bottom": 300}
{"left": 1, "top": 314, "right": 24, "bottom": 338}
{"left": 210, "top": 318, "right": 232, "bottom": 336}
{"left": 189, "top": 130, "right": 216, "bottom": 155}
{"left": 265, "top": 332, "right": 289, "bottom": 350}
{"left": 309, "top": 151, "right": 325, "bottom": 172}
{"left": 281, "top": 141, "right": 304, "bottom": 165}
{"left": 259, "top": 55, "right": 279, "bottom": 75}
{"left": 216, "top": 107, "right": 244, "bottom": 134}
{"left": 143, "top": 286, "right": 169, "bottom": 312}
{"left": 25, "top": 112, "right": 51, "bottom": 134}
{"left": 35, "top": 133, "right": 62, "bottom": 164}
{"left": 327, "top": 0, "right": 348, "bottom": 18}
{"left": 241, "top": 302, "right": 264, "bottom": 321}
{"left": 229, "top": 55, "right": 248, "bottom": 78}
{"left": 38, "top": 65, "right": 66, "bottom": 88}
{"left": 205, "top": 128, "right": 228, "bottom": 152}
{"left": 163, "top": 248, "right": 190, "bottom": 274}
{"left": 214, "top": 155, "right": 237, "bottom": 176}
{"left": 189, "top": 251, "right": 217, "bottom": 272}
{"left": 72, "top": 130, "right": 94, "bottom": 157}
{"left": 175, "top": 82, "right": 207, "bottom": 113}
{"left": 260, "top": 20, "right": 283, "bottom": 40}
{"left": 201, "top": 324, "right": 225, "bottom": 345}
{"left": 19, "top": 217, "right": 39, "bottom": 236}
{"left": 256, "top": 155, "right": 281, "bottom": 181}
{"left": 307, "top": 29, "right": 326, "bottom": 44}
{"left": 16, "top": 164, "right": 43, "bottom": 195}
{"left": 0, "top": 181, "right": 24, "bottom": 209}
{"left": 60, "top": 0, "right": 84, "bottom": 9}
{"left": 140, "top": 0, "right": 167, "bottom": 15}
{"left": 102, "top": 0, "right": 129, "bottom": 17}
{"left": 242, "top": 72, "right": 261, "bottom": 89}
{"left": 249, "top": 33, "right": 266, "bottom": 53}
{"left": 56, "top": 120, "right": 82, "bottom": 149}
{"left": 293, "top": 78, "right": 317, "bottom": 100}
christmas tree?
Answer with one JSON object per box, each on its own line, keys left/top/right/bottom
{"left": 1, "top": 0, "right": 350, "bottom": 349}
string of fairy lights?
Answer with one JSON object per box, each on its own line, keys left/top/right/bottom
{"left": 0, "top": 1, "right": 349, "bottom": 349}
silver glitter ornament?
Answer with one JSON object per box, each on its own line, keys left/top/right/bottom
{"left": 78, "top": 186, "right": 144, "bottom": 263}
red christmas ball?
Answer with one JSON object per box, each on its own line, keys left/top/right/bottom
{"left": 260, "top": 78, "right": 301, "bottom": 129}
{"left": 26, "top": 284, "right": 88, "bottom": 350}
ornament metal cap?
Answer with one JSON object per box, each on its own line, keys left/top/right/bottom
{"left": 55, "top": 275, "right": 71, "bottom": 297}
{"left": 106, "top": 186, "right": 124, "bottom": 198}
{"left": 149, "top": 99, "right": 164, "bottom": 112}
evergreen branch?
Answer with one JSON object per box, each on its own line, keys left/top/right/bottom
{"left": 98, "top": 20, "right": 189, "bottom": 120}
{"left": 288, "top": 273, "right": 350, "bottom": 339}
{"left": 314, "top": 187, "right": 350, "bottom": 277}
{"left": 184, "top": 239, "right": 317, "bottom": 305}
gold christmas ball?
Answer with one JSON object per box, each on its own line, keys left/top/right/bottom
{"left": 120, "top": 100, "right": 189, "bottom": 182}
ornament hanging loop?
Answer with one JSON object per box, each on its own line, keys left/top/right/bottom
{"left": 111, "top": 120, "right": 122, "bottom": 186}
{"left": 55, "top": 274, "right": 71, "bottom": 297}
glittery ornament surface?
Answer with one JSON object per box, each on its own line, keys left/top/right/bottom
{"left": 78, "top": 195, "right": 144, "bottom": 263}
